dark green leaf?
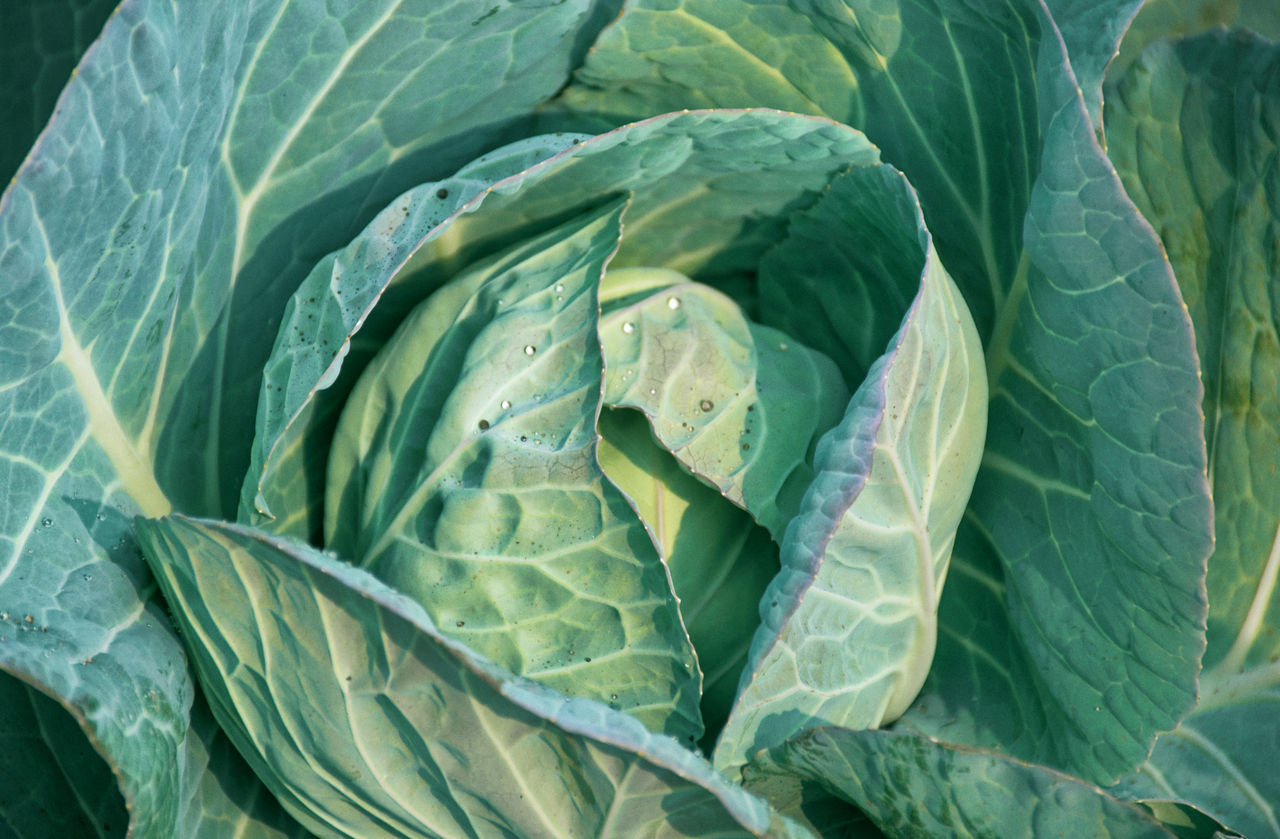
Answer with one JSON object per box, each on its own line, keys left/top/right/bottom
{"left": 1105, "top": 28, "right": 1280, "bottom": 838}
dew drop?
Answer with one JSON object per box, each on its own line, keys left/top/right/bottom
{"left": 699, "top": 399, "right": 714, "bottom": 412}
{"left": 40, "top": 518, "right": 52, "bottom": 528}
{"left": 436, "top": 187, "right": 449, "bottom": 199}
{"left": 666, "top": 296, "right": 681, "bottom": 310}
{"left": 611, "top": 694, "right": 619, "bottom": 701}
{"left": 778, "top": 342, "right": 789, "bottom": 351}
{"left": 554, "top": 283, "right": 565, "bottom": 294}
{"left": 477, "top": 419, "right": 490, "bottom": 430}
{"left": 500, "top": 400, "right": 512, "bottom": 410}
{"left": 621, "top": 321, "right": 636, "bottom": 334}
{"left": 524, "top": 345, "right": 536, "bottom": 356}
{"left": 648, "top": 388, "right": 657, "bottom": 395}
{"left": 456, "top": 620, "right": 465, "bottom": 627}
{"left": 742, "top": 443, "right": 751, "bottom": 450}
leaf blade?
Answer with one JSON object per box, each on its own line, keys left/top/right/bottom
{"left": 713, "top": 166, "right": 987, "bottom": 778}
{"left": 138, "top": 514, "right": 815, "bottom": 839}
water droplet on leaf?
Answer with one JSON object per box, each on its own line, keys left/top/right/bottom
{"left": 699, "top": 399, "right": 713, "bottom": 412}
{"left": 477, "top": 419, "right": 490, "bottom": 430}
{"left": 500, "top": 400, "right": 511, "bottom": 410}
{"left": 524, "top": 345, "right": 536, "bottom": 356}
{"left": 666, "top": 296, "right": 680, "bottom": 310}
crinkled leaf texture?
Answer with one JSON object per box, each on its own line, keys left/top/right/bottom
{"left": 323, "top": 201, "right": 704, "bottom": 745}
{"left": 712, "top": 165, "right": 987, "bottom": 778}
{"left": 137, "top": 515, "right": 816, "bottom": 839}
{"left": 743, "top": 728, "right": 1177, "bottom": 839}
{"left": 0, "top": 0, "right": 622, "bottom": 832}
{"left": 1105, "top": 28, "right": 1280, "bottom": 839}
{"left": 244, "top": 108, "right": 881, "bottom": 543}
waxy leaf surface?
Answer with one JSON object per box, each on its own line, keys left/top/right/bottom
{"left": 324, "top": 203, "right": 703, "bottom": 744}
{"left": 561, "top": 0, "right": 1217, "bottom": 783}
{"left": 745, "top": 728, "right": 1177, "bottom": 839}
{"left": 597, "top": 406, "right": 779, "bottom": 748}
{"left": 246, "top": 109, "right": 882, "bottom": 543}
{"left": 713, "top": 166, "right": 987, "bottom": 778}
{"left": 600, "top": 269, "right": 848, "bottom": 538}
{"left": 0, "top": 0, "right": 619, "bottom": 831}
{"left": 1105, "top": 29, "right": 1280, "bottom": 838}
{"left": 137, "top": 515, "right": 816, "bottom": 839}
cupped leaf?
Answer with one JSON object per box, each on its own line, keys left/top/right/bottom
{"left": 744, "top": 727, "right": 1178, "bottom": 839}
{"left": 246, "top": 109, "right": 880, "bottom": 542}
{"left": 1104, "top": 29, "right": 1280, "bottom": 838}
{"left": 597, "top": 406, "right": 779, "bottom": 749}
{"left": 712, "top": 166, "right": 987, "bottom": 779}
{"left": 239, "top": 132, "right": 591, "bottom": 538}
{"left": 1, "top": 0, "right": 624, "bottom": 832}
{"left": 599, "top": 268, "right": 849, "bottom": 538}
{"left": 137, "top": 515, "right": 817, "bottom": 839}
{"left": 323, "top": 201, "right": 703, "bottom": 744}
{"left": 555, "top": 0, "right": 1216, "bottom": 783}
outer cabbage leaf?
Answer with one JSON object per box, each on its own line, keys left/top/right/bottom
{"left": 1105, "top": 29, "right": 1280, "bottom": 839}
{"left": 0, "top": 0, "right": 621, "bottom": 832}
{"left": 245, "top": 109, "right": 881, "bottom": 542}
{"left": 712, "top": 166, "right": 987, "bottom": 778}
{"left": 136, "top": 515, "right": 817, "bottom": 839}
{"left": 555, "top": 0, "right": 1215, "bottom": 784}
{"left": 599, "top": 269, "right": 849, "bottom": 539}
{"left": 744, "top": 728, "right": 1177, "bottom": 839}
{"left": 323, "top": 201, "right": 704, "bottom": 745}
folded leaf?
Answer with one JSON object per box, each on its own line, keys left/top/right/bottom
{"left": 744, "top": 727, "right": 1177, "bottom": 839}
{"left": 599, "top": 269, "right": 849, "bottom": 537}
{"left": 1105, "top": 29, "right": 1280, "bottom": 839}
{"left": 137, "top": 515, "right": 817, "bottom": 839}
{"left": 554, "top": 0, "right": 1215, "bottom": 783}
{"left": 324, "top": 201, "right": 704, "bottom": 744}
{"left": 713, "top": 166, "right": 987, "bottom": 778}
{"left": 597, "top": 406, "right": 779, "bottom": 748}
{"left": 239, "top": 133, "right": 593, "bottom": 538}
{"left": 246, "top": 109, "right": 881, "bottom": 541}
